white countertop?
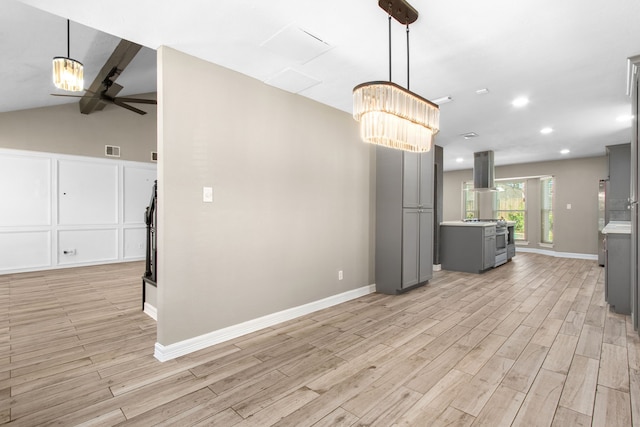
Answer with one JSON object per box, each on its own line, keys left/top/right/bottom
{"left": 602, "top": 221, "right": 631, "bottom": 234}
{"left": 440, "top": 221, "right": 496, "bottom": 227}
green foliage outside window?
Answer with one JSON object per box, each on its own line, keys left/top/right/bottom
{"left": 462, "top": 177, "right": 554, "bottom": 243}
{"left": 463, "top": 182, "right": 478, "bottom": 218}
{"left": 541, "top": 176, "right": 554, "bottom": 243}
{"left": 500, "top": 211, "right": 525, "bottom": 240}
{"left": 496, "top": 180, "right": 526, "bottom": 240}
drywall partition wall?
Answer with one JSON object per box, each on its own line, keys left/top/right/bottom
{"left": 443, "top": 155, "right": 607, "bottom": 255}
{"left": 0, "top": 96, "right": 157, "bottom": 163}
{"left": 156, "top": 46, "right": 374, "bottom": 352}
{"left": 0, "top": 148, "right": 157, "bottom": 273}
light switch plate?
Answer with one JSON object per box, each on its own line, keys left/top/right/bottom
{"left": 566, "top": 203, "right": 571, "bottom": 210}
{"left": 203, "top": 186, "right": 213, "bottom": 203}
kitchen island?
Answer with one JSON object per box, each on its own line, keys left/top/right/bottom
{"left": 440, "top": 220, "right": 515, "bottom": 273}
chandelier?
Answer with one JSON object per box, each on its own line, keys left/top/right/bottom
{"left": 52, "top": 19, "right": 84, "bottom": 92}
{"left": 353, "top": 0, "right": 439, "bottom": 153}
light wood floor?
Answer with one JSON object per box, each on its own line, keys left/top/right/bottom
{"left": 1, "top": 253, "right": 639, "bottom": 426}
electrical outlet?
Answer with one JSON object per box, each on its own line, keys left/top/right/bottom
{"left": 338, "top": 270, "right": 343, "bottom": 280}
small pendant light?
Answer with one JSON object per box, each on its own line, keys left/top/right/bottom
{"left": 52, "top": 19, "right": 84, "bottom": 92}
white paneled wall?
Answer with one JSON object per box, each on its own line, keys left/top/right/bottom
{"left": 0, "top": 149, "right": 156, "bottom": 274}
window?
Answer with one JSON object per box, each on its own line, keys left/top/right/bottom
{"left": 462, "top": 181, "right": 478, "bottom": 218}
{"left": 541, "top": 176, "right": 554, "bottom": 243}
{"left": 496, "top": 180, "right": 526, "bottom": 240}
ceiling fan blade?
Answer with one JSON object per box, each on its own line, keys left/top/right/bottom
{"left": 79, "top": 39, "right": 142, "bottom": 115}
{"left": 50, "top": 94, "right": 84, "bottom": 98}
{"left": 115, "top": 97, "right": 157, "bottom": 105}
{"left": 113, "top": 99, "right": 147, "bottom": 115}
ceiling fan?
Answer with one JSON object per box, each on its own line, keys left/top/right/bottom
{"left": 51, "top": 39, "right": 156, "bottom": 115}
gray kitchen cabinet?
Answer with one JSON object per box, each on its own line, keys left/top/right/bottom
{"left": 603, "top": 222, "right": 631, "bottom": 314}
{"left": 376, "top": 147, "right": 434, "bottom": 294}
{"left": 484, "top": 231, "right": 496, "bottom": 270}
{"left": 402, "top": 209, "right": 434, "bottom": 288}
{"left": 440, "top": 223, "right": 496, "bottom": 274}
{"left": 607, "top": 143, "right": 631, "bottom": 221}
{"left": 402, "top": 151, "right": 434, "bottom": 209}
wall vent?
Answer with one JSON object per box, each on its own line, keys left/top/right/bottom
{"left": 105, "top": 145, "right": 121, "bottom": 157}
{"left": 151, "top": 152, "right": 158, "bottom": 162}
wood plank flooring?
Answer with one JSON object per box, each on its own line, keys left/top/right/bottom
{"left": 1, "top": 253, "right": 639, "bottom": 426}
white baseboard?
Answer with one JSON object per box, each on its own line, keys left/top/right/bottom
{"left": 0, "top": 257, "right": 146, "bottom": 276}
{"left": 516, "top": 247, "right": 598, "bottom": 261}
{"left": 154, "top": 283, "right": 377, "bottom": 362}
{"left": 144, "top": 302, "right": 157, "bottom": 321}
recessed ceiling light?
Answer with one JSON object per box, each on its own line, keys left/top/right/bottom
{"left": 461, "top": 132, "right": 478, "bottom": 139}
{"left": 616, "top": 115, "right": 634, "bottom": 122}
{"left": 456, "top": 157, "right": 464, "bottom": 163}
{"left": 476, "top": 88, "right": 489, "bottom": 95}
{"left": 540, "top": 127, "right": 553, "bottom": 134}
{"left": 560, "top": 149, "right": 570, "bottom": 155}
{"left": 512, "top": 97, "right": 529, "bottom": 107}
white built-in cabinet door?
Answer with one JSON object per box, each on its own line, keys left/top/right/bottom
{"left": 0, "top": 149, "right": 156, "bottom": 274}
{"left": 0, "top": 154, "right": 51, "bottom": 226}
{"left": 58, "top": 159, "right": 118, "bottom": 225}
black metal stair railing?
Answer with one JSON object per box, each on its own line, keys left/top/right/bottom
{"left": 142, "top": 180, "right": 157, "bottom": 310}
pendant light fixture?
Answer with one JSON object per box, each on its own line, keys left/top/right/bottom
{"left": 52, "top": 19, "right": 84, "bottom": 92}
{"left": 353, "top": 0, "right": 439, "bottom": 152}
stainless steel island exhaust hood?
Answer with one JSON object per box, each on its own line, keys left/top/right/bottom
{"left": 473, "top": 150, "right": 496, "bottom": 191}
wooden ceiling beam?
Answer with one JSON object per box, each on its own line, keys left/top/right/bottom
{"left": 79, "top": 40, "right": 142, "bottom": 115}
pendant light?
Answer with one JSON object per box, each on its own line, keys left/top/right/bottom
{"left": 353, "top": 0, "right": 439, "bottom": 153}
{"left": 52, "top": 19, "right": 84, "bottom": 92}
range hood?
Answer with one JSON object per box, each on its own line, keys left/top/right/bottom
{"left": 473, "top": 151, "right": 496, "bottom": 191}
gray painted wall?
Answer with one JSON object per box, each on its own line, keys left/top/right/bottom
{"left": 156, "top": 47, "right": 375, "bottom": 346}
{"left": 0, "top": 97, "right": 157, "bottom": 163}
{"left": 443, "top": 156, "right": 607, "bottom": 254}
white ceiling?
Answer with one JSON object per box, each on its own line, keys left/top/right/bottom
{"left": 5, "top": 0, "right": 640, "bottom": 170}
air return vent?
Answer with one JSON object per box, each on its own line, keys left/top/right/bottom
{"left": 260, "top": 24, "right": 331, "bottom": 64}
{"left": 105, "top": 145, "right": 120, "bottom": 157}
{"left": 151, "top": 152, "right": 157, "bottom": 162}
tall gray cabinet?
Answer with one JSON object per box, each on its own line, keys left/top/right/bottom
{"left": 376, "top": 147, "right": 434, "bottom": 294}
{"left": 607, "top": 143, "right": 631, "bottom": 221}
{"left": 630, "top": 54, "right": 640, "bottom": 335}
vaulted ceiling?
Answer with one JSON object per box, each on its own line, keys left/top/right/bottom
{"left": 4, "top": 0, "right": 640, "bottom": 170}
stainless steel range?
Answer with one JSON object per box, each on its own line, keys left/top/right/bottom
{"left": 462, "top": 218, "right": 511, "bottom": 267}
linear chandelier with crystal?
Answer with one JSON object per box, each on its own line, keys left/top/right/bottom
{"left": 52, "top": 19, "right": 84, "bottom": 92}
{"left": 353, "top": 0, "right": 439, "bottom": 153}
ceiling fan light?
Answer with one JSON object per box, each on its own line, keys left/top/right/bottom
{"left": 353, "top": 81, "right": 439, "bottom": 153}
{"left": 52, "top": 57, "right": 84, "bottom": 92}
